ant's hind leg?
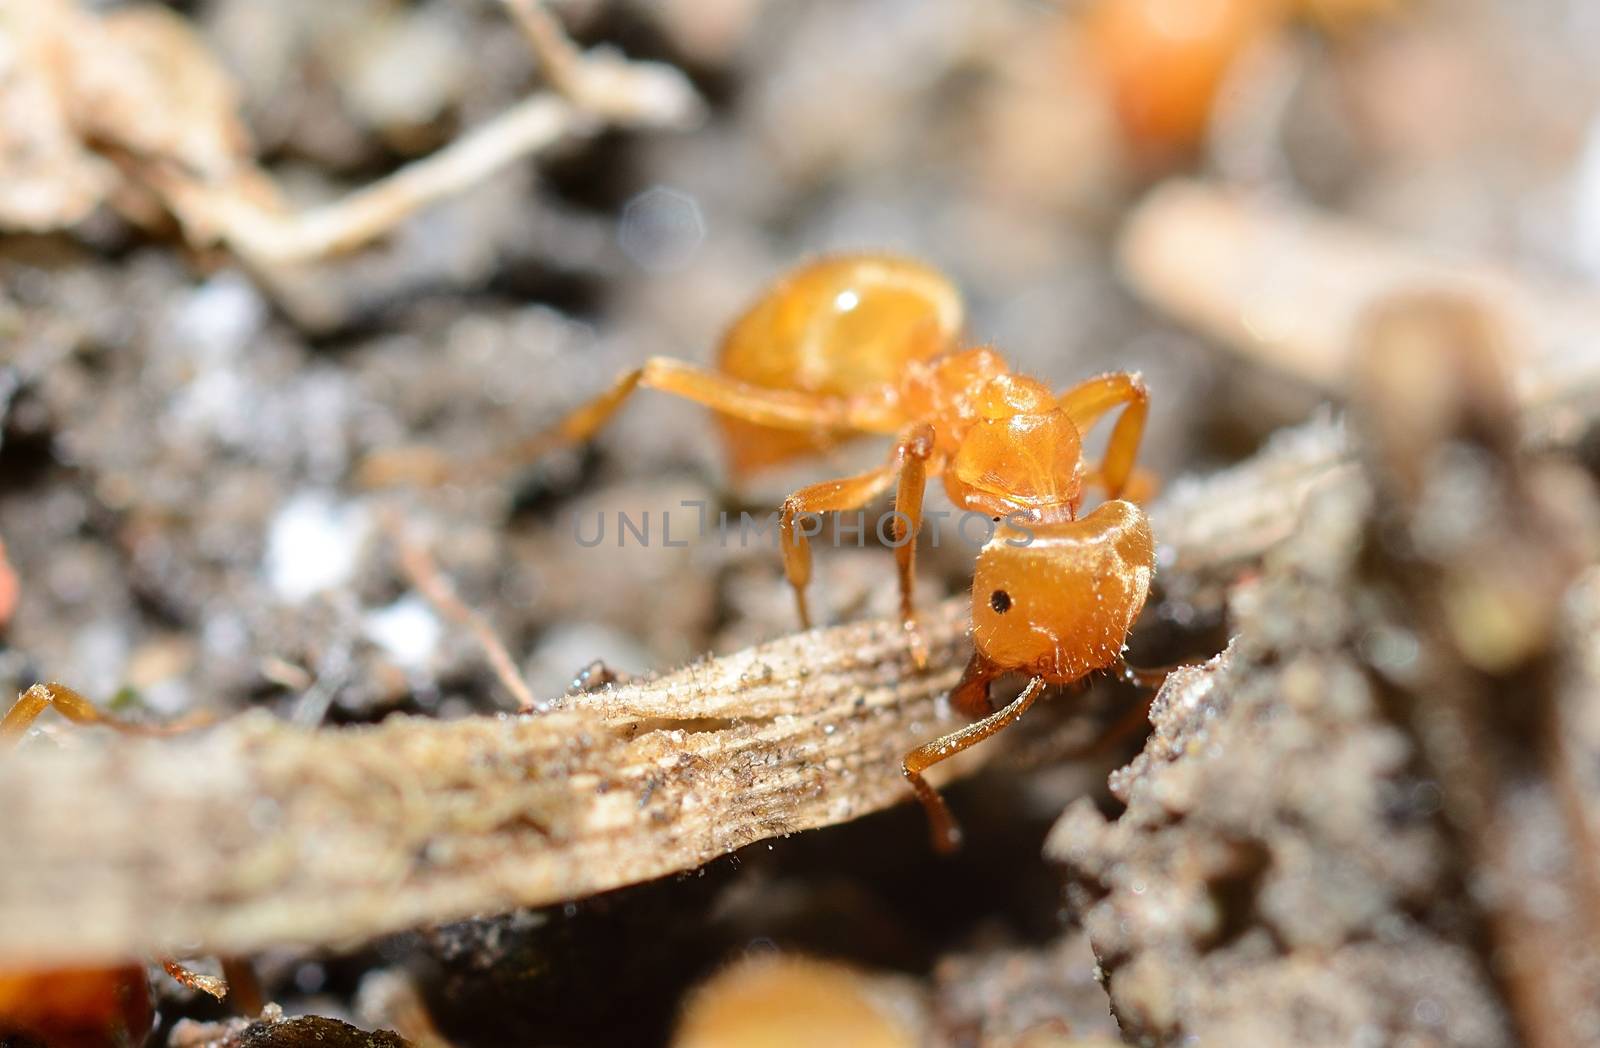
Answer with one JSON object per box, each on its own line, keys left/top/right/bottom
{"left": 361, "top": 357, "right": 872, "bottom": 487}
{"left": 903, "top": 674, "right": 1045, "bottom": 853}
{"left": 550, "top": 358, "right": 864, "bottom": 446}
{"left": 507, "top": 358, "right": 885, "bottom": 471}
{"left": 1058, "top": 372, "right": 1152, "bottom": 500}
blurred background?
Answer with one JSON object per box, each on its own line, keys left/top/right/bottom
{"left": 3, "top": 0, "right": 1600, "bottom": 1044}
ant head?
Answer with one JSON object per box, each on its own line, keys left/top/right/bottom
{"left": 969, "top": 501, "right": 1155, "bottom": 682}
{"left": 946, "top": 374, "right": 1087, "bottom": 518}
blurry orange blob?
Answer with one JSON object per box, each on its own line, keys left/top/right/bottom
{"left": 672, "top": 955, "right": 915, "bottom": 1048}
{"left": 1082, "top": 0, "right": 1284, "bottom": 154}
{"left": 1081, "top": 0, "right": 1405, "bottom": 155}
{"left": 0, "top": 964, "right": 154, "bottom": 1047}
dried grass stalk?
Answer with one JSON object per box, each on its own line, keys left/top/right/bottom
{"left": 0, "top": 603, "right": 968, "bottom": 964}
{"left": 0, "top": 0, "right": 702, "bottom": 264}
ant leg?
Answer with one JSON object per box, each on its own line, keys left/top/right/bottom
{"left": 948, "top": 650, "right": 1004, "bottom": 717}
{"left": 220, "top": 957, "right": 265, "bottom": 1015}
{"left": 778, "top": 426, "right": 936, "bottom": 632}
{"left": 2, "top": 682, "right": 203, "bottom": 748}
{"left": 779, "top": 464, "right": 899, "bottom": 629}
{"left": 548, "top": 358, "right": 867, "bottom": 443}
{"left": 362, "top": 357, "right": 897, "bottom": 487}
{"left": 1057, "top": 372, "right": 1152, "bottom": 500}
{"left": 890, "top": 425, "right": 935, "bottom": 668}
{"left": 507, "top": 359, "right": 901, "bottom": 472}
{"left": 1045, "top": 658, "right": 1179, "bottom": 765}
{"left": 903, "top": 674, "right": 1045, "bottom": 853}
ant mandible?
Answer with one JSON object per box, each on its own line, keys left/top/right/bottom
{"left": 534, "top": 253, "right": 1158, "bottom": 851}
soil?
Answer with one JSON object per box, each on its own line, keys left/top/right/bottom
{"left": 5, "top": 1, "right": 1600, "bottom": 1046}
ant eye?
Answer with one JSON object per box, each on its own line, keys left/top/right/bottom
{"left": 989, "top": 589, "right": 1012, "bottom": 614}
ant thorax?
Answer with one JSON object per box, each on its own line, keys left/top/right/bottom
{"left": 941, "top": 408, "right": 1088, "bottom": 524}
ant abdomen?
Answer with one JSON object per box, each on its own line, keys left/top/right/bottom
{"left": 714, "top": 254, "right": 962, "bottom": 477}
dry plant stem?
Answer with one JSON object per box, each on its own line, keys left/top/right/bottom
{"left": 1150, "top": 383, "right": 1600, "bottom": 614}
{"left": 211, "top": 95, "right": 585, "bottom": 264}
{"left": 495, "top": 0, "right": 705, "bottom": 125}
{"left": 0, "top": 603, "right": 972, "bottom": 965}
{"left": 1119, "top": 179, "right": 1600, "bottom": 405}
{"left": 1128, "top": 184, "right": 1600, "bottom": 600}
{"left": 388, "top": 519, "right": 538, "bottom": 712}
{"left": 502, "top": 0, "right": 587, "bottom": 100}
{"left": 0, "top": 0, "right": 701, "bottom": 264}
{"left": 199, "top": 3, "right": 701, "bottom": 265}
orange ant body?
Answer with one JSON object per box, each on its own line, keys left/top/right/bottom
{"left": 537, "top": 254, "right": 1158, "bottom": 850}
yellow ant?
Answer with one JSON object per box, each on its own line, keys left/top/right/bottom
{"left": 527, "top": 254, "right": 1159, "bottom": 850}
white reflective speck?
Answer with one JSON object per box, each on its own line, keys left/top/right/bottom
{"left": 363, "top": 595, "right": 443, "bottom": 671}
{"left": 265, "top": 492, "right": 371, "bottom": 603}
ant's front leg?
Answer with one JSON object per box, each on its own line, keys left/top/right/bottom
{"left": 1111, "top": 656, "right": 1174, "bottom": 691}
{"left": 948, "top": 649, "right": 1004, "bottom": 718}
{"left": 903, "top": 668, "right": 1046, "bottom": 853}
